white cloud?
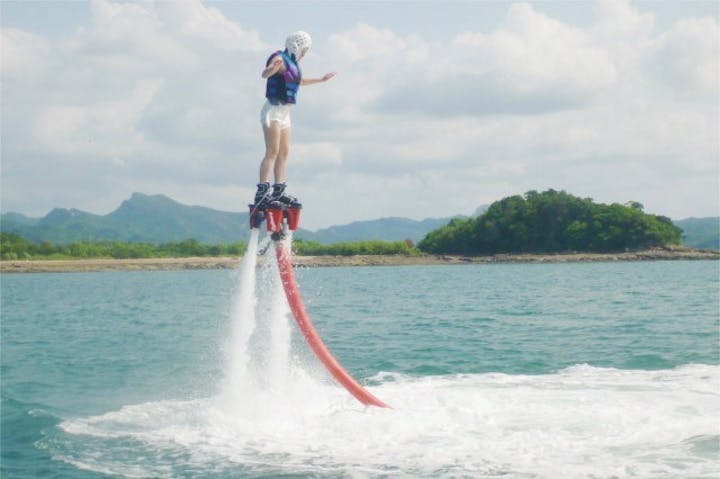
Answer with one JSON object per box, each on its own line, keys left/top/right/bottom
{"left": 328, "top": 23, "right": 411, "bottom": 62}
{"left": 2, "top": 0, "right": 269, "bottom": 215}
{"left": 153, "top": 0, "right": 264, "bottom": 51}
{"left": 1, "top": 28, "right": 50, "bottom": 78}
{"left": 331, "top": 4, "right": 619, "bottom": 118}
{"left": 292, "top": 142, "right": 343, "bottom": 168}
{"left": 455, "top": 3, "right": 617, "bottom": 92}
{"left": 1, "top": 0, "right": 717, "bottom": 230}
{"left": 594, "top": 0, "right": 655, "bottom": 38}
{"left": 648, "top": 17, "right": 719, "bottom": 95}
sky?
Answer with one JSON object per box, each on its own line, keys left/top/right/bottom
{"left": 1, "top": 0, "right": 718, "bottom": 230}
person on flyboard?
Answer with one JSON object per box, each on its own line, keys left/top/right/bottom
{"left": 251, "top": 31, "right": 336, "bottom": 228}
{"left": 249, "top": 34, "right": 389, "bottom": 408}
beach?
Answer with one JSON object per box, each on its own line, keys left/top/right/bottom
{"left": 1, "top": 246, "right": 717, "bottom": 273}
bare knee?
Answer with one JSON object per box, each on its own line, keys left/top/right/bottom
{"left": 276, "top": 150, "right": 289, "bottom": 164}
{"left": 265, "top": 145, "right": 280, "bottom": 161}
{"left": 276, "top": 129, "right": 291, "bottom": 163}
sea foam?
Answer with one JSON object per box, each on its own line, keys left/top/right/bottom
{"left": 54, "top": 238, "right": 720, "bottom": 478}
{"left": 58, "top": 364, "right": 719, "bottom": 477}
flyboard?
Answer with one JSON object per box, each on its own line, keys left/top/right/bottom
{"left": 249, "top": 201, "right": 389, "bottom": 408}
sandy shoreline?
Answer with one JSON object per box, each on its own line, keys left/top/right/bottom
{"left": 1, "top": 247, "right": 717, "bottom": 273}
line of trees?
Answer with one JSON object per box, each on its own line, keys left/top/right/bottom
{"left": 417, "top": 190, "right": 682, "bottom": 254}
{"left": 0, "top": 233, "right": 247, "bottom": 260}
{"left": 0, "top": 233, "right": 417, "bottom": 260}
{"left": 292, "top": 239, "right": 417, "bottom": 256}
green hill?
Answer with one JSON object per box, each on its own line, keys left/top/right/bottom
{"left": 2, "top": 192, "right": 713, "bottom": 250}
{"left": 1, "top": 193, "right": 254, "bottom": 244}
{"left": 673, "top": 217, "right": 719, "bottom": 250}
{"left": 0, "top": 193, "right": 453, "bottom": 245}
{"left": 310, "top": 217, "right": 460, "bottom": 244}
{"left": 418, "top": 190, "right": 683, "bottom": 255}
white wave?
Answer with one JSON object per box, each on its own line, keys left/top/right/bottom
{"left": 58, "top": 364, "right": 720, "bottom": 478}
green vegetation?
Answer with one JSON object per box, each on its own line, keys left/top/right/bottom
{"left": 1, "top": 193, "right": 250, "bottom": 245}
{"left": 0, "top": 233, "right": 247, "bottom": 260}
{"left": 418, "top": 190, "right": 682, "bottom": 255}
{"left": 0, "top": 233, "right": 418, "bottom": 260}
{"left": 2, "top": 190, "right": 688, "bottom": 260}
{"left": 292, "top": 238, "right": 418, "bottom": 256}
{"left": 673, "top": 217, "right": 720, "bottom": 250}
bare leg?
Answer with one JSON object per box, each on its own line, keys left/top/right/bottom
{"left": 260, "top": 122, "right": 282, "bottom": 182}
{"left": 274, "top": 127, "right": 291, "bottom": 184}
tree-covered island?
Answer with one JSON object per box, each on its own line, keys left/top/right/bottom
{"left": 418, "top": 190, "right": 682, "bottom": 255}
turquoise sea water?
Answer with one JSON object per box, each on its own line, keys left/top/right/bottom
{"left": 2, "top": 255, "right": 719, "bottom": 478}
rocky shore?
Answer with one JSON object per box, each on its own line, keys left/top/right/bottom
{"left": 1, "top": 247, "right": 717, "bottom": 273}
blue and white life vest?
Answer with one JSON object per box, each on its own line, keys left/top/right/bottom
{"left": 265, "top": 50, "right": 302, "bottom": 105}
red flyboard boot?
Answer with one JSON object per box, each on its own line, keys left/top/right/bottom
{"left": 286, "top": 207, "right": 301, "bottom": 230}
{"left": 266, "top": 205, "right": 284, "bottom": 232}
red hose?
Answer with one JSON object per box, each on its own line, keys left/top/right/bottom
{"left": 275, "top": 243, "right": 389, "bottom": 408}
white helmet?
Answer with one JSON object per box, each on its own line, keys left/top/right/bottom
{"left": 285, "top": 31, "right": 312, "bottom": 59}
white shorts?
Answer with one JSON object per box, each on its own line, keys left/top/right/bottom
{"left": 260, "top": 100, "right": 291, "bottom": 129}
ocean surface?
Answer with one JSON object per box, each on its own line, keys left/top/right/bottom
{"left": 2, "top": 245, "right": 719, "bottom": 478}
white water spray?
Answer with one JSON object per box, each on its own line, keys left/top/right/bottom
{"left": 264, "top": 235, "right": 292, "bottom": 390}
{"left": 222, "top": 229, "right": 260, "bottom": 398}
{"left": 221, "top": 231, "right": 331, "bottom": 415}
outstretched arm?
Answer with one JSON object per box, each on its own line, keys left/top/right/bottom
{"left": 301, "top": 72, "right": 337, "bottom": 86}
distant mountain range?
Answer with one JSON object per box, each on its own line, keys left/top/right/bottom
{"left": 1, "top": 193, "right": 253, "bottom": 244}
{"left": 310, "top": 217, "right": 457, "bottom": 244}
{"left": 1, "top": 193, "right": 716, "bottom": 249}
{"left": 673, "top": 217, "right": 720, "bottom": 250}
{"left": 0, "top": 193, "right": 460, "bottom": 245}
